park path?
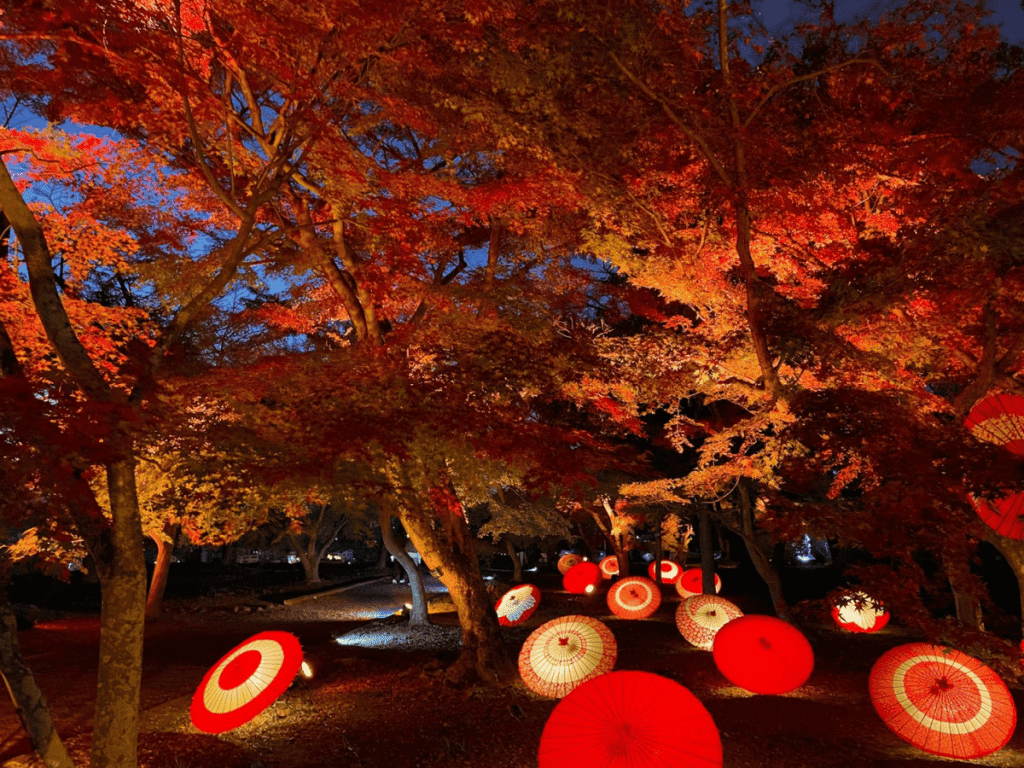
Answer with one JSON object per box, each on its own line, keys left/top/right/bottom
{"left": 284, "top": 571, "right": 451, "bottom": 620}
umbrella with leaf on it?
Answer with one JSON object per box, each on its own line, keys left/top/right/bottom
{"left": 869, "top": 643, "right": 1017, "bottom": 760}
{"left": 191, "top": 631, "right": 304, "bottom": 734}
{"left": 519, "top": 615, "right": 617, "bottom": 698}
{"left": 677, "top": 595, "right": 743, "bottom": 650}
{"left": 831, "top": 590, "right": 889, "bottom": 633}
{"left": 496, "top": 584, "right": 541, "bottom": 627}
{"left": 538, "top": 670, "right": 723, "bottom": 768}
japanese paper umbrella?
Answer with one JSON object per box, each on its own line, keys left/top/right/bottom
{"left": 563, "top": 561, "right": 602, "bottom": 594}
{"left": 831, "top": 591, "right": 890, "bottom": 634}
{"left": 538, "top": 670, "right": 723, "bottom": 768}
{"left": 712, "top": 615, "right": 813, "bottom": 694}
{"left": 495, "top": 584, "right": 541, "bottom": 627}
{"left": 557, "top": 553, "right": 583, "bottom": 574}
{"left": 676, "top": 568, "right": 723, "bottom": 599}
{"left": 677, "top": 595, "right": 743, "bottom": 650}
{"left": 607, "top": 576, "right": 662, "bottom": 620}
{"left": 519, "top": 615, "right": 617, "bottom": 698}
{"left": 965, "top": 393, "right": 1024, "bottom": 539}
{"left": 191, "top": 630, "right": 303, "bottom": 733}
{"left": 869, "top": 643, "right": 1017, "bottom": 759}
{"left": 647, "top": 559, "right": 681, "bottom": 584}
{"left": 599, "top": 555, "right": 619, "bottom": 579}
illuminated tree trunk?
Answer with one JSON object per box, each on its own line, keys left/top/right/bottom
{"left": 396, "top": 501, "right": 514, "bottom": 685}
{"left": 591, "top": 499, "right": 630, "bottom": 577}
{"left": 145, "top": 523, "right": 179, "bottom": 620}
{"left": 505, "top": 539, "right": 523, "bottom": 583}
{"left": 380, "top": 507, "right": 429, "bottom": 626}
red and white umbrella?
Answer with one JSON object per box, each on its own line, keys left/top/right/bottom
{"left": 598, "top": 555, "right": 619, "bottom": 580}
{"left": 496, "top": 584, "right": 541, "bottom": 627}
{"left": 676, "top": 568, "right": 723, "bottom": 598}
{"left": 607, "top": 576, "right": 662, "bottom": 620}
{"left": 557, "top": 554, "right": 583, "bottom": 574}
{"left": 647, "top": 559, "right": 681, "bottom": 584}
{"left": 712, "top": 615, "right": 813, "bottom": 695}
{"left": 831, "top": 591, "right": 889, "bottom": 633}
{"left": 519, "top": 615, "right": 617, "bottom": 698}
{"left": 677, "top": 595, "right": 743, "bottom": 650}
{"left": 191, "top": 631, "right": 303, "bottom": 733}
{"left": 869, "top": 643, "right": 1017, "bottom": 759}
{"left": 965, "top": 394, "right": 1024, "bottom": 539}
{"left": 538, "top": 670, "right": 723, "bottom": 768}
{"left": 563, "top": 561, "right": 602, "bottom": 594}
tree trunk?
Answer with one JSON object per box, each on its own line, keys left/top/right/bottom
{"left": 987, "top": 531, "right": 1024, "bottom": 638}
{"left": 397, "top": 502, "right": 514, "bottom": 686}
{"left": 91, "top": 457, "right": 148, "bottom": 768}
{"left": 737, "top": 481, "right": 790, "bottom": 620}
{"left": 287, "top": 532, "right": 322, "bottom": 584}
{"left": 0, "top": 591, "right": 75, "bottom": 768}
{"left": 380, "top": 508, "right": 429, "bottom": 626}
{"left": 699, "top": 505, "right": 716, "bottom": 595}
{"left": 593, "top": 500, "right": 630, "bottom": 577}
{"left": 505, "top": 539, "right": 523, "bottom": 583}
{"left": 145, "top": 523, "right": 179, "bottom": 621}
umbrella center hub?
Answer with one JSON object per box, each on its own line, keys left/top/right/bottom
{"left": 609, "top": 722, "right": 636, "bottom": 756}
{"left": 219, "top": 649, "right": 263, "bottom": 689}
{"left": 558, "top": 637, "right": 569, "bottom": 646}
{"left": 933, "top": 676, "right": 952, "bottom": 693}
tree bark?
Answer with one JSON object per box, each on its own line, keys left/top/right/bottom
{"left": 145, "top": 523, "right": 179, "bottom": 621}
{"left": 505, "top": 539, "right": 523, "bottom": 583}
{"left": 0, "top": 591, "right": 75, "bottom": 768}
{"left": 91, "top": 457, "right": 148, "bottom": 768}
{"left": 591, "top": 500, "right": 630, "bottom": 577}
{"left": 380, "top": 507, "right": 429, "bottom": 626}
{"left": 394, "top": 492, "right": 514, "bottom": 686}
{"left": 986, "top": 530, "right": 1024, "bottom": 639}
{"left": 699, "top": 505, "right": 716, "bottom": 595}
{"left": 736, "top": 481, "right": 790, "bottom": 620}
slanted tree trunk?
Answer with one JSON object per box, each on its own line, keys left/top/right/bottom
{"left": 736, "top": 480, "right": 790, "bottom": 620}
{"left": 381, "top": 507, "right": 429, "bottom": 626}
{"left": 699, "top": 505, "right": 716, "bottom": 595}
{"left": 590, "top": 499, "right": 630, "bottom": 577}
{"left": 987, "top": 530, "right": 1024, "bottom": 639}
{"left": 145, "top": 522, "right": 179, "bottom": 621}
{"left": 0, "top": 585, "right": 74, "bottom": 768}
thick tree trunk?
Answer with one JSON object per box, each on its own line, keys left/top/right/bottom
{"left": 505, "top": 539, "right": 523, "bottom": 583}
{"left": 145, "top": 523, "right": 178, "bottom": 621}
{"left": 287, "top": 533, "right": 322, "bottom": 584}
{"left": 592, "top": 500, "right": 630, "bottom": 578}
{"left": 397, "top": 503, "right": 514, "bottom": 686}
{"left": 91, "top": 457, "right": 148, "bottom": 768}
{"left": 0, "top": 593, "right": 75, "bottom": 768}
{"left": 737, "top": 481, "right": 790, "bottom": 620}
{"left": 985, "top": 530, "right": 1024, "bottom": 635}
{"left": 380, "top": 508, "right": 429, "bottom": 626}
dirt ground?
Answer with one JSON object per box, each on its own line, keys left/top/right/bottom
{"left": 4, "top": 570, "right": 1024, "bottom": 768}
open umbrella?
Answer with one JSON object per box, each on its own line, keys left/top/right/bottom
{"left": 607, "top": 576, "right": 662, "bottom": 620}
{"left": 538, "top": 670, "right": 723, "bottom": 768}
{"left": 563, "top": 561, "right": 602, "bottom": 594}
{"left": 599, "top": 555, "right": 619, "bottom": 580}
{"left": 191, "top": 630, "right": 303, "bottom": 733}
{"left": 965, "top": 393, "right": 1024, "bottom": 539}
{"left": 712, "top": 615, "right": 813, "bottom": 694}
{"left": 496, "top": 584, "right": 541, "bottom": 627}
{"left": 557, "top": 554, "right": 583, "bottom": 574}
{"left": 519, "top": 615, "right": 617, "bottom": 698}
{"left": 677, "top": 595, "right": 743, "bottom": 650}
{"left": 647, "top": 559, "right": 681, "bottom": 584}
{"left": 831, "top": 591, "right": 889, "bottom": 633}
{"left": 869, "top": 643, "right": 1017, "bottom": 759}
{"left": 676, "top": 568, "right": 723, "bottom": 599}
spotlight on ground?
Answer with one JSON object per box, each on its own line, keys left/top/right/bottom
{"left": 300, "top": 661, "right": 313, "bottom": 679}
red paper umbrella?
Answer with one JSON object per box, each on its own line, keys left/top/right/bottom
{"left": 676, "top": 568, "right": 723, "bottom": 598}
{"left": 607, "top": 576, "right": 662, "bottom": 620}
{"left": 191, "top": 631, "right": 303, "bottom": 733}
{"left": 563, "top": 561, "right": 602, "bottom": 594}
{"left": 677, "top": 595, "right": 744, "bottom": 650}
{"left": 496, "top": 584, "right": 542, "bottom": 627}
{"left": 712, "top": 615, "right": 813, "bottom": 694}
{"left": 869, "top": 643, "right": 1017, "bottom": 759}
{"left": 598, "top": 555, "right": 619, "bottom": 580}
{"left": 831, "top": 591, "right": 890, "bottom": 633}
{"left": 538, "top": 670, "right": 723, "bottom": 768}
{"left": 647, "top": 559, "right": 681, "bottom": 584}
{"left": 557, "top": 554, "right": 583, "bottom": 574}
{"left": 519, "top": 615, "right": 617, "bottom": 698}
{"left": 965, "top": 394, "right": 1024, "bottom": 539}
